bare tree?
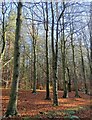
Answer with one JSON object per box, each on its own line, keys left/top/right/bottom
{"left": 51, "top": 1, "right": 65, "bottom": 105}
{"left": 5, "top": 1, "right": 22, "bottom": 117}
{"left": 89, "top": 2, "right": 92, "bottom": 95}
{"left": 79, "top": 39, "right": 88, "bottom": 94}
{"left": 0, "top": 2, "right": 5, "bottom": 59}
{"left": 0, "top": 2, "right": 6, "bottom": 89}
{"left": 32, "top": 12, "right": 37, "bottom": 94}
{"left": 42, "top": 2, "right": 51, "bottom": 100}
{"left": 61, "top": 2, "right": 68, "bottom": 98}
{"left": 51, "top": 2, "right": 58, "bottom": 106}
{"left": 70, "top": 28, "right": 80, "bottom": 97}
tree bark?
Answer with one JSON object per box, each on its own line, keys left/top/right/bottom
{"left": 89, "top": 2, "right": 92, "bottom": 95}
{"left": 79, "top": 39, "right": 88, "bottom": 94}
{"left": 71, "top": 33, "right": 79, "bottom": 97}
{"left": 1, "top": 2, "right": 5, "bottom": 58}
{"left": 5, "top": 1, "right": 22, "bottom": 117}
{"left": 51, "top": 2, "right": 58, "bottom": 106}
{"left": 60, "top": 2, "right": 68, "bottom": 98}
{"left": 62, "top": 14, "right": 68, "bottom": 98}
{"left": 45, "top": 2, "right": 51, "bottom": 100}
{"left": 32, "top": 13, "right": 37, "bottom": 94}
{"left": 0, "top": 2, "right": 6, "bottom": 90}
{"left": 67, "top": 66, "right": 71, "bottom": 92}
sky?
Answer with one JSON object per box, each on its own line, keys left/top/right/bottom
{"left": 0, "top": 0, "right": 92, "bottom": 3}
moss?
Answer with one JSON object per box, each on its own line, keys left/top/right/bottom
{"left": 22, "top": 117, "right": 31, "bottom": 120}
{"left": 64, "top": 115, "right": 80, "bottom": 120}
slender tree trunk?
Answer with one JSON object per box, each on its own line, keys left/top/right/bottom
{"left": 69, "top": 15, "right": 80, "bottom": 97}
{"left": 42, "top": 2, "right": 51, "bottom": 100}
{"left": 45, "top": 26, "right": 50, "bottom": 99}
{"left": 71, "top": 33, "right": 80, "bottom": 97}
{"left": 32, "top": 14, "right": 36, "bottom": 94}
{"left": 67, "top": 66, "right": 71, "bottom": 92}
{"left": 82, "top": 31, "right": 92, "bottom": 86}
{"left": 51, "top": 2, "right": 58, "bottom": 106}
{"left": 5, "top": 1, "right": 22, "bottom": 117}
{"left": 32, "top": 35, "right": 36, "bottom": 93}
{"left": 62, "top": 10, "right": 68, "bottom": 98}
{"left": 60, "top": 2, "right": 68, "bottom": 98}
{"left": 0, "top": 2, "right": 5, "bottom": 59}
{"left": 0, "top": 2, "right": 6, "bottom": 90}
{"left": 79, "top": 40, "right": 88, "bottom": 94}
{"left": 89, "top": 2, "right": 92, "bottom": 95}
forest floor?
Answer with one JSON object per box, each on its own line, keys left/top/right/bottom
{"left": 1, "top": 89, "right": 92, "bottom": 120}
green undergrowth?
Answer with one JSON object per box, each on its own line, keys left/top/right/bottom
{"left": 22, "top": 106, "right": 89, "bottom": 120}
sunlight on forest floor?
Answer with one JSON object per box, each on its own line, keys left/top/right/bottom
{"left": 1, "top": 89, "right": 92, "bottom": 119}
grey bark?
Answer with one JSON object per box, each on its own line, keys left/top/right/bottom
{"left": 51, "top": 2, "right": 58, "bottom": 106}
{"left": 62, "top": 7, "right": 68, "bottom": 98}
{"left": 69, "top": 15, "right": 80, "bottom": 97}
{"left": 66, "top": 66, "right": 71, "bottom": 92}
{"left": 89, "top": 2, "right": 92, "bottom": 95}
{"left": 79, "top": 39, "right": 88, "bottom": 94}
{"left": 5, "top": 1, "right": 22, "bottom": 117}
{"left": 32, "top": 13, "right": 37, "bottom": 94}
{"left": 71, "top": 33, "right": 79, "bottom": 97}
{"left": 44, "top": 2, "right": 51, "bottom": 100}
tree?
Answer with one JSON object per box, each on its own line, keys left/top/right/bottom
{"left": 51, "top": 1, "right": 65, "bottom": 105}
{"left": 66, "top": 65, "right": 71, "bottom": 92}
{"left": 0, "top": 2, "right": 6, "bottom": 89}
{"left": 79, "top": 39, "right": 88, "bottom": 94}
{"left": 42, "top": 2, "right": 51, "bottom": 100}
{"left": 61, "top": 2, "right": 68, "bottom": 98}
{"left": 51, "top": 2, "right": 58, "bottom": 106}
{"left": 89, "top": 2, "right": 92, "bottom": 95}
{"left": 5, "top": 1, "right": 22, "bottom": 117}
{"left": 70, "top": 28, "right": 80, "bottom": 97}
{"left": 31, "top": 13, "right": 37, "bottom": 94}
{"left": 0, "top": 2, "right": 5, "bottom": 59}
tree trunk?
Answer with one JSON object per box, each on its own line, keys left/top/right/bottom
{"left": 69, "top": 14, "right": 80, "bottom": 97}
{"left": 51, "top": 2, "right": 58, "bottom": 106}
{"left": 5, "top": 1, "right": 22, "bottom": 117}
{"left": 32, "top": 14, "right": 37, "bottom": 94}
{"left": 67, "top": 66, "right": 71, "bottom": 92}
{"left": 0, "top": 2, "right": 5, "bottom": 59}
{"left": 45, "top": 2, "right": 51, "bottom": 100}
{"left": 79, "top": 40, "right": 88, "bottom": 94}
{"left": 0, "top": 2, "right": 6, "bottom": 91}
{"left": 61, "top": 3, "right": 68, "bottom": 98}
{"left": 32, "top": 35, "right": 36, "bottom": 93}
{"left": 71, "top": 33, "right": 79, "bottom": 97}
{"left": 89, "top": 2, "right": 92, "bottom": 95}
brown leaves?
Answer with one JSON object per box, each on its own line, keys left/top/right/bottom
{"left": 1, "top": 89, "right": 92, "bottom": 119}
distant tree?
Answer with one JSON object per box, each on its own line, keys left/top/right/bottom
{"left": 70, "top": 28, "right": 80, "bottom": 97}
{"left": 79, "top": 38, "right": 88, "bottom": 94}
{"left": 82, "top": 30, "right": 91, "bottom": 81}
{"left": 31, "top": 11, "right": 37, "bottom": 94}
{"left": 66, "top": 64, "right": 71, "bottom": 92}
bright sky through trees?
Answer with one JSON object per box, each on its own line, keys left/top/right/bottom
{"left": 0, "top": 0, "right": 92, "bottom": 3}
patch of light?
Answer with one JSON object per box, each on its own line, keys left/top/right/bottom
{"left": 0, "top": 0, "right": 92, "bottom": 3}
